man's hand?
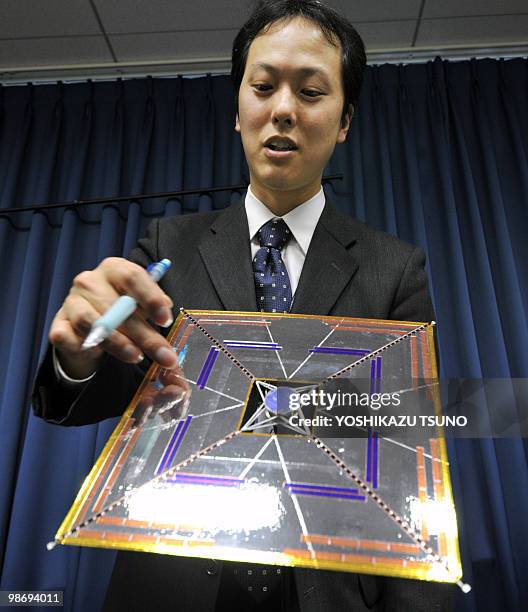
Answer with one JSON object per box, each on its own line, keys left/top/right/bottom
{"left": 49, "top": 257, "right": 179, "bottom": 379}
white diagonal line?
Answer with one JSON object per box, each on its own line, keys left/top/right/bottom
{"left": 273, "top": 435, "right": 315, "bottom": 558}
{"left": 238, "top": 437, "right": 274, "bottom": 479}
{"left": 241, "top": 403, "right": 270, "bottom": 430}
{"left": 190, "top": 402, "right": 245, "bottom": 419}
{"left": 256, "top": 380, "right": 276, "bottom": 403}
{"left": 175, "top": 374, "right": 244, "bottom": 403}
{"left": 379, "top": 435, "right": 445, "bottom": 463}
{"left": 265, "top": 322, "right": 288, "bottom": 378}
{"left": 287, "top": 320, "right": 343, "bottom": 379}
{"left": 247, "top": 418, "right": 278, "bottom": 431}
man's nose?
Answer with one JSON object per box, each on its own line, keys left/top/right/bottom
{"left": 271, "top": 88, "right": 297, "bottom": 128}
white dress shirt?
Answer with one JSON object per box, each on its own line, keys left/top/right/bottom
{"left": 245, "top": 185, "right": 325, "bottom": 296}
{"left": 55, "top": 185, "right": 326, "bottom": 383}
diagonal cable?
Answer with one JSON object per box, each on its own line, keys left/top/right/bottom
{"left": 310, "top": 434, "right": 469, "bottom": 591}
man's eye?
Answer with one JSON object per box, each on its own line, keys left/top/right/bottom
{"left": 253, "top": 84, "right": 272, "bottom": 92}
{"left": 302, "top": 89, "right": 322, "bottom": 98}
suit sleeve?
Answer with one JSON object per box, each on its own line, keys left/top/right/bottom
{"left": 389, "top": 247, "right": 435, "bottom": 323}
{"left": 31, "top": 220, "right": 161, "bottom": 426}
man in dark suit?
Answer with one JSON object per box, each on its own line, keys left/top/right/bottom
{"left": 33, "top": 1, "right": 453, "bottom": 610}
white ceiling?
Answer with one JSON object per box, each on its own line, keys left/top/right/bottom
{"left": 0, "top": 0, "right": 527, "bottom": 82}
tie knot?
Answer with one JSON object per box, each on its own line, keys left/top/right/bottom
{"left": 257, "top": 218, "right": 291, "bottom": 250}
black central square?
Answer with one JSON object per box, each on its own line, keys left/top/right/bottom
{"left": 238, "top": 379, "right": 318, "bottom": 434}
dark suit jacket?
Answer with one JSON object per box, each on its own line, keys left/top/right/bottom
{"left": 33, "top": 198, "right": 453, "bottom": 611}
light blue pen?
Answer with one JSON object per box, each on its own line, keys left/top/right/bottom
{"left": 81, "top": 258, "right": 172, "bottom": 350}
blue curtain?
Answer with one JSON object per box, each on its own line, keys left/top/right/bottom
{"left": 0, "top": 59, "right": 526, "bottom": 611}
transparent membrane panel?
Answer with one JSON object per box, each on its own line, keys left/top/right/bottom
{"left": 54, "top": 310, "right": 462, "bottom": 584}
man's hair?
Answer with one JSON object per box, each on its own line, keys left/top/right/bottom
{"left": 231, "top": 0, "right": 367, "bottom": 121}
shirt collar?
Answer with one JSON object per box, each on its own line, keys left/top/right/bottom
{"left": 245, "top": 185, "right": 325, "bottom": 255}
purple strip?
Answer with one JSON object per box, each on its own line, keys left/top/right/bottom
{"left": 285, "top": 482, "right": 359, "bottom": 494}
{"left": 224, "top": 343, "right": 281, "bottom": 350}
{"left": 173, "top": 474, "right": 244, "bottom": 483}
{"left": 167, "top": 474, "right": 243, "bottom": 487}
{"left": 167, "top": 479, "right": 238, "bottom": 488}
{"left": 196, "top": 348, "right": 215, "bottom": 388}
{"left": 366, "top": 426, "right": 372, "bottom": 483}
{"left": 197, "top": 348, "right": 219, "bottom": 389}
{"left": 197, "top": 348, "right": 216, "bottom": 387}
{"left": 310, "top": 347, "right": 370, "bottom": 356}
{"left": 164, "top": 415, "right": 192, "bottom": 469}
{"left": 156, "top": 420, "right": 184, "bottom": 475}
{"left": 289, "top": 489, "right": 365, "bottom": 501}
{"left": 369, "top": 359, "right": 376, "bottom": 396}
{"left": 224, "top": 341, "right": 279, "bottom": 346}
{"left": 201, "top": 350, "right": 218, "bottom": 388}
{"left": 372, "top": 431, "right": 379, "bottom": 489}
{"left": 376, "top": 357, "right": 382, "bottom": 393}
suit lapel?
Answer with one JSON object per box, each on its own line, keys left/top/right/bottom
{"left": 198, "top": 197, "right": 258, "bottom": 311}
{"left": 291, "top": 200, "right": 359, "bottom": 315}
{"left": 198, "top": 196, "right": 360, "bottom": 315}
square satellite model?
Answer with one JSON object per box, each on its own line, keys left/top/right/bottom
{"left": 51, "top": 310, "right": 463, "bottom": 585}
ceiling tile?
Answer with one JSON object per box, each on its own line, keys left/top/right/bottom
{"left": 0, "top": 36, "right": 112, "bottom": 68}
{"left": 328, "top": 0, "right": 422, "bottom": 22}
{"left": 355, "top": 21, "right": 417, "bottom": 50}
{"left": 416, "top": 15, "right": 528, "bottom": 46}
{"left": 95, "top": 0, "right": 423, "bottom": 36}
{"left": 94, "top": 0, "right": 246, "bottom": 34}
{"left": 110, "top": 30, "right": 237, "bottom": 62}
{"left": 423, "top": 0, "right": 528, "bottom": 19}
{"left": 0, "top": 0, "right": 101, "bottom": 38}
{"left": 110, "top": 19, "right": 419, "bottom": 64}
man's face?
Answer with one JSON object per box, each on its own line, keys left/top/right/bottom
{"left": 235, "top": 17, "right": 351, "bottom": 208}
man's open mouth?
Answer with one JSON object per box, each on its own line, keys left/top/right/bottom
{"left": 264, "top": 138, "right": 298, "bottom": 152}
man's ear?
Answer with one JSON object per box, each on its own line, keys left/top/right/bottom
{"left": 337, "top": 104, "right": 354, "bottom": 143}
{"left": 235, "top": 112, "right": 241, "bottom": 133}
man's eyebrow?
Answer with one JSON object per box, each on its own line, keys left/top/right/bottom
{"left": 247, "top": 63, "right": 332, "bottom": 84}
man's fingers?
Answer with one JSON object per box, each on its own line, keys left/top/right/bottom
{"left": 99, "top": 258, "right": 174, "bottom": 327}
{"left": 51, "top": 305, "right": 144, "bottom": 365}
{"left": 62, "top": 293, "right": 103, "bottom": 338}
{"left": 49, "top": 315, "right": 97, "bottom": 355}
{"left": 59, "top": 292, "right": 177, "bottom": 368}
{"left": 72, "top": 267, "right": 172, "bottom": 328}
{"left": 101, "top": 334, "right": 145, "bottom": 364}
{"left": 50, "top": 312, "right": 105, "bottom": 379}
{"left": 115, "top": 312, "right": 179, "bottom": 369}
{"left": 53, "top": 258, "right": 178, "bottom": 369}
{"left": 70, "top": 269, "right": 121, "bottom": 316}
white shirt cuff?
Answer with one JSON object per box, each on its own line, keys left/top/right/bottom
{"left": 52, "top": 346, "right": 97, "bottom": 385}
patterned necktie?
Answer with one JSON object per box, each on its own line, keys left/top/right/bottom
{"left": 253, "top": 218, "right": 293, "bottom": 313}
